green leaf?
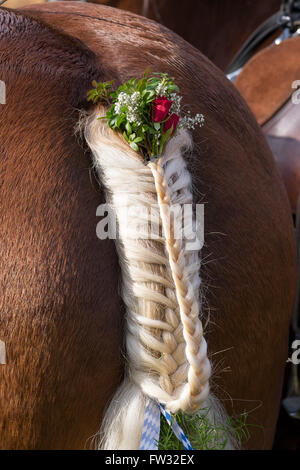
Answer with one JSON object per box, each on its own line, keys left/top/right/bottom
{"left": 143, "top": 67, "right": 151, "bottom": 79}
{"left": 168, "top": 84, "right": 180, "bottom": 93}
{"left": 164, "top": 127, "right": 173, "bottom": 140}
{"left": 116, "top": 115, "right": 124, "bottom": 127}
{"left": 130, "top": 142, "right": 139, "bottom": 152}
{"left": 154, "top": 122, "right": 161, "bottom": 131}
{"left": 125, "top": 122, "right": 132, "bottom": 134}
{"left": 109, "top": 118, "right": 117, "bottom": 127}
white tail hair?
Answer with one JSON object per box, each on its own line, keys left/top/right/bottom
{"left": 83, "top": 106, "right": 235, "bottom": 450}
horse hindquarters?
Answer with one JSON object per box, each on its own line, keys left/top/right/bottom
{"left": 0, "top": 8, "right": 124, "bottom": 449}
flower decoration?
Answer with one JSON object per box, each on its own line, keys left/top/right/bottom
{"left": 87, "top": 69, "right": 204, "bottom": 161}
{"left": 152, "top": 97, "right": 173, "bottom": 122}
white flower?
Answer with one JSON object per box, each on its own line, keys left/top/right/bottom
{"left": 114, "top": 92, "right": 130, "bottom": 113}
{"left": 170, "top": 93, "right": 182, "bottom": 115}
{"left": 179, "top": 113, "right": 205, "bottom": 130}
{"left": 114, "top": 91, "right": 142, "bottom": 124}
{"left": 155, "top": 82, "right": 168, "bottom": 97}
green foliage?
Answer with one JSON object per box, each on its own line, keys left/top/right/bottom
{"left": 87, "top": 70, "right": 179, "bottom": 160}
{"left": 87, "top": 80, "right": 113, "bottom": 105}
{"left": 146, "top": 72, "right": 180, "bottom": 96}
{"left": 158, "top": 408, "right": 260, "bottom": 450}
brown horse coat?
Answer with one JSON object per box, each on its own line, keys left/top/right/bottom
{"left": 0, "top": 7, "right": 123, "bottom": 449}
{"left": 79, "top": 0, "right": 282, "bottom": 70}
{"left": 0, "top": 3, "right": 296, "bottom": 449}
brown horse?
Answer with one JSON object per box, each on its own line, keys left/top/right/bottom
{"left": 57, "top": 0, "right": 300, "bottom": 216}
{"left": 0, "top": 2, "right": 296, "bottom": 449}
{"left": 73, "top": 0, "right": 282, "bottom": 71}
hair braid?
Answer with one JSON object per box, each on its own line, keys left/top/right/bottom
{"left": 83, "top": 105, "right": 211, "bottom": 449}
{"left": 149, "top": 158, "right": 211, "bottom": 412}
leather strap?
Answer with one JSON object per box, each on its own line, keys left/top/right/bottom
{"left": 227, "top": 0, "right": 300, "bottom": 75}
{"left": 227, "top": 12, "right": 286, "bottom": 74}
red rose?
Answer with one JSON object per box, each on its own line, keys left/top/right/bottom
{"left": 153, "top": 97, "right": 173, "bottom": 122}
{"left": 164, "top": 113, "right": 180, "bottom": 136}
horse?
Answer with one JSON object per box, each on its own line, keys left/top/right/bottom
{"left": 0, "top": 2, "right": 296, "bottom": 449}
{"left": 45, "top": 0, "right": 300, "bottom": 216}
{"left": 3, "top": 0, "right": 285, "bottom": 70}
{"left": 64, "top": 0, "right": 282, "bottom": 71}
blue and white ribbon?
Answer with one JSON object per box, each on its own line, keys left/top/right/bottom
{"left": 140, "top": 399, "right": 161, "bottom": 450}
{"left": 140, "top": 399, "right": 194, "bottom": 450}
{"left": 158, "top": 404, "right": 194, "bottom": 450}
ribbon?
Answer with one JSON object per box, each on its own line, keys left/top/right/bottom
{"left": 140, "top": 399, "right": 194, "bottom": 450}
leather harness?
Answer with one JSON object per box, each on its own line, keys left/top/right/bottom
{"left": 227, "top": 0, "right": 300, "bottom": 79}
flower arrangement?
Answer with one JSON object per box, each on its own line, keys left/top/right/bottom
{"left": 87, "top": 69, "right": 204, "bottom": 161}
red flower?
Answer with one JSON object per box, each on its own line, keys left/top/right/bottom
{"left": 164, "top": 113, "right": 180, "bottom": 136}
{"left": 153, "top": 97, "right": 173, "bottom": 122}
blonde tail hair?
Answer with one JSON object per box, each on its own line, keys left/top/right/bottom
{"left": 83, "top": 106, "right": 230, "bottom": 450}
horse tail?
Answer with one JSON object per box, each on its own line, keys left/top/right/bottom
{"left": 83, "top": 105, "right": 233, "bottom": 450}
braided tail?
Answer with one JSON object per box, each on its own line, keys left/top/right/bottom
{"left": 83, "top": 106, "right": 227, "bottom": 450}
{"left": 148, "top": 158, "right": 211, "bottom": 413}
